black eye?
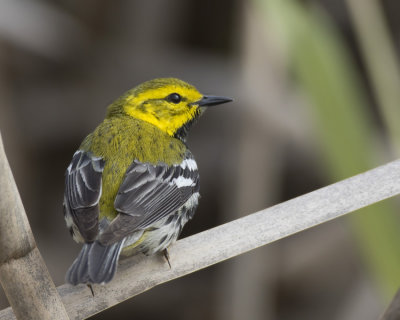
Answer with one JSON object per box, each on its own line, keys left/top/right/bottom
{"left": 166, "top": 93, "right": 182, "bottom": 104}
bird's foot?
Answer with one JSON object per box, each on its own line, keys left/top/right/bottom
{"left": 163, "top": 248, "right": 171, "bottom": 269}
{"left": 87, "top": 284, "right": 94, "bottom": 297}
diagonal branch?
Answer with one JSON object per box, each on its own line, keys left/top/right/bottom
{"left": 2, "top": 157, "right": 400, "bottom": 319}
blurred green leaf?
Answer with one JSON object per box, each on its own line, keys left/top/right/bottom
{"left": 255, "top": 0, "right": 400, "bottom": 300}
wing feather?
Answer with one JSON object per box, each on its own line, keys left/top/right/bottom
{"left": 99, "top": 154, "right": 199, "bottom": 245}
{"left": 64, "top": 150, "right": 105, "bottom": 242}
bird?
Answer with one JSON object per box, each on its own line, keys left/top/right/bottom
{"left": 63, "top": 78, "right": 232, "bottom": 285}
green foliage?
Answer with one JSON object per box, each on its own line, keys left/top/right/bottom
{"left": 255, "top": 0, "right": 400, "bottom": 300}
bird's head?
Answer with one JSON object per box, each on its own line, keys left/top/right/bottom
{"left": 107, "top": 78, "right": 232, "bottom": 141}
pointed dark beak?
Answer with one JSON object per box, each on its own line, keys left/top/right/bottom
{"left": 195, "top": 95, "right": 233, "bottom": 107}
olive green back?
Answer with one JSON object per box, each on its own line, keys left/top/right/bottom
{"left": 80, "top": 115, "right": 187, "bottom": 220}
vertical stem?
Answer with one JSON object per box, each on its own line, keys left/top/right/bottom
{"left": 0, "top": 132, "right": 69, "bottom": 320}
{"left": 346, "top": 0, "right": 400, "bottom": 155}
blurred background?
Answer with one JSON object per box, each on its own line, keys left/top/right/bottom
{"left": 1, "top": 0, "right": 400, "bottom": 319}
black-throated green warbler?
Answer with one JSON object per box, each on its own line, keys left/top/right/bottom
{"left": 64, "top": 78, "right": 232, "bottom": 284}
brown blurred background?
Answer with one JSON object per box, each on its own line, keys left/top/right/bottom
{"left": 1, "top": 0, "right": 400, "bottom": 319}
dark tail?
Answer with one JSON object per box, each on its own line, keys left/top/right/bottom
{"left": 66, "top": 240, "right": 124, "bottom": 285}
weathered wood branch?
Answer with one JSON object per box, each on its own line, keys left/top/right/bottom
{"left": 0, "top": 132, "right": 69, "bottom": 320}
{"left": 2, "top": 156, "right": 400, "bottom": 319}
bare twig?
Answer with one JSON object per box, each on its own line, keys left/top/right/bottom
{"left": 2, "top": 158, "right": 400, "bottom": 319}
{"left": 0, "top": 132, "right": 69, "bottom": 320}
{"left": 380, "top": 289, "right": 400, "bottom": 320}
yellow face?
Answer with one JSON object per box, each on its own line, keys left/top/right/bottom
{"left": 123, "top": 78, "right": 203, "bottom": 137}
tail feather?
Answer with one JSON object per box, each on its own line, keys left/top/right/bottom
{"left": 66, "top": 240, "right": 125, "bottom": 285}
{"left": 88, "top": 240, "right": 124, "bottom": 284}
{"left": 66, "top": 244, "right": 91, "bottom": 285}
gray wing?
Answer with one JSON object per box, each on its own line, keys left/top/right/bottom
{"left": 99, "top": 154, "right": 199, "bottom": 245}
{"left": 64, "top": 150, "right": 105, "bottom": 242}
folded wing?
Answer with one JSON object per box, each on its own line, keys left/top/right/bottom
{"left": 99, "top": 154, "right": 199, "bottom": 245}
{"left": 64, "top": 150, "right": 105, "bottom": 242}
